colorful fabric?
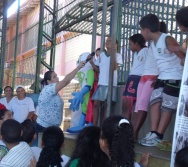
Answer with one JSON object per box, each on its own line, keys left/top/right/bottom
{"left": 37, "top": 83, "right": 64, "bottom": 127}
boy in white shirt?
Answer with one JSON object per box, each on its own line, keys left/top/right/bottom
{"left": 0, "top": 119, "right": 35, "bottom": 167}
{"left": 139, "top": 14, "right": 184, "bottom": 146}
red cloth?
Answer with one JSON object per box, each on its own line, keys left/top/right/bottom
{"left": 86, "top": 72, "right": 98, "bottom": 122}
{"left": 0, "top": 103, "right": 6, "bottom": 110}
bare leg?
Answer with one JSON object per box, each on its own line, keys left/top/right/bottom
{"left": 157, "top": 111, "right": 172, "bottom": 134}
{"left": 93, "top": 100, "right": 100, "bottom": 126}
{"left": 122, "top": 97, "right": 134, "bottom": 120}
{"left": 132, "top": 110, "right": 147, "bottom": 141}
{"left": 150, "top": 102, "right": 161, "bottom": 131}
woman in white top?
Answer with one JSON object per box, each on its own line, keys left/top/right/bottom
{"left": 0, "top": 86, "right": 14, "bottom": 110}
{"left": 36, "top": 62, "right": 85, "bottom": 131}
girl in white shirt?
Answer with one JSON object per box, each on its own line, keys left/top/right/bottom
{"left": 122, "top": 34, "right": 147, "bottom": 120}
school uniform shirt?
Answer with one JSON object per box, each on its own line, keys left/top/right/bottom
{"left": 31, "top": 146, "right": 42, "bottom": 162}
{"left": 37, "top": 83, "right": 64, "bottom": 128}
{"left": 61, "top": 155, "right": 70, "bottom": 166}
{"left": 95, "top": 52, "right": 123, "bottom": 86}
{"left": 0, "top": 142, "right": 35, "bottom": 167}
{"left": 142, "top": 45, "right": 159, "bottom": 76}
{"left": 129, "top": 47, "right": 148, "bottom": 76}
{"left": 0, "top": 97, "right": 14, "bottom": 111}
{"left": 151, "top": 33, "right": 183, "bottom": 80}
{"left": 10, "top": 97, "right": 35, "bottom": 123}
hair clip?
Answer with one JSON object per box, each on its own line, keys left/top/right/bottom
{"left": 118, "top": 119, "right": 129, "bottom": 126}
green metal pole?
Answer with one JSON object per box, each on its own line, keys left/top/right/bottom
{"left": 116, "top": 0, "right": 122, "bottom": 53}
{"left": 34, "top": 0, "right": 45, "bottom": 93}
{"left": 50, "top": 0, "right": 57, "bottom": 69}
{"left": 12, "top": 0, "right": 20, "bottom": 90}
{"left": 0, "top": 0, "right": 8, "bottom": 90}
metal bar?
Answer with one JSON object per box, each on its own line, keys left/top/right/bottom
{"left": 34, "top": 0, "right": 45, "bottom": 93}
{"left": 100, "top": 0, "right": 108, "bottom": 51}
{"left": 106, "top": 0, "right": 119, "bottom": 117}
{"left": 12, "top": 0, "right": 20, "bottom": 89}
{"left": 91, "top": 0, "right": 98, "bottom": 52}
{"left": 50, "top": 0, "right": 57, "bottom": 69}
{"left": 0, "top": 0, "right": 8, "bottom": 89}
{"left": 117, "top": 0, "right": 122, "bottom": 52}
{"left": 55, "top": 1, "right": 113, "bottom": 34}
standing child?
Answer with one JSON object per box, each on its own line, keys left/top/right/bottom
{"left": 122, "top": 34, "right": 147, "bottom": 120}
{"left": 132, "top": 21, "right": 168, "bottom": 141}
{"left": 90, "top": 37, "right": 123, "bottom": 126}
{"left": 139, "top": 14, "right": 184, "bottom": 146}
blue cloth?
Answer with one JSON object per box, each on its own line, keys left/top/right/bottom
{"left": 69, "top": 85, "right": 91, "bottom": 111}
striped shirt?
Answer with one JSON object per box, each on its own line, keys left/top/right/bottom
{"left": 0, "top": 142, "right": 34, "bottom": 167}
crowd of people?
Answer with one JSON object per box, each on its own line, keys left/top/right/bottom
{"left": 0, "top": 6, "right": 187, "bottom": 167}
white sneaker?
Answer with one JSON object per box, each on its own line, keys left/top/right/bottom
{"left": 140, "top": 133, "right": 161, "bottom": 147}
{"left": 138, "top": 132, "right": 153, "bottom": 143}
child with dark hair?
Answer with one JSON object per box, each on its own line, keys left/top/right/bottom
{"left": 167, "top": 7, "right": 188, "bottom": 65}
{"left": 122, "top": 34, "right": 147, "bottom": 120}
{"left": 100, "top": 115, "right": 150, "bottom": 167}
{"left": 66, "top": 126, "right": 110, "bottom": 167}
{"left": 37, "top": 126, "right": 69, "bottom": 167}
{"left": 21, "top": 119, "right": 42, "bottom": 161}
{"left": 132, "top": 22, "right": 168, "bottom": 141}
{"left": 89, "top": 37, "right": 123, "bottom": 126}
{"left": 175, "top": 146, "right": 188, "bottom": 167}
{"left": 0, "top": 119, "right": 35, "bottom": 167}
{"left": 0, "top": 107, "right": 13, "bottom": 161}
{"left": 139, "top": 14, "right": 184, "bottom": 146}
{"left": 176, "top": 7, "right": 188, "bottom": 33}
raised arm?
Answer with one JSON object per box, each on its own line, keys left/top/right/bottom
{"left": 55, "top": 61, "right": 85, "bottom": 93}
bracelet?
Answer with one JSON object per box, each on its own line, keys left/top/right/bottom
{"left": 139, "top": 163, "right": 144, "bottom": 167}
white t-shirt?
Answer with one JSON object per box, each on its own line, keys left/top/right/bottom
{"left": 37, "top": 83, "right": 64, "bottom": 127}
{"left": 151, "top": 33, "right": 183, "bottom": 80}
{"left": 142, "top": 45, "right": 159, "bottom": 76}
{"left": 61, "top": 155, "right": 70, "bottom": 166}
{"left": 129, "top": 47, "right": 147, "bottom": 76}
{"left": 95, "top": 52, "right": 123, "bottom": 86}
{"left": 31, "top": 146, "right": 42, "bottom": 162}
{"left": 0, "top": 97, "right": 14, "bottom": 110}
{"left": 10, "top": 97, "right": 35, "bottom": 123}
{"left": 0, "top": 142, "right": 35, "bottom": 167}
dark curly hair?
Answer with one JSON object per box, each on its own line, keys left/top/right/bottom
{"left": 176, "top": 7, "right": 188, "bottom": 28}
{"left": 175, "top": 146, "right": 188, "bottom": 167}
{"left": 101, "top": 115, "right": 135, "bottom": 167}
{"left": 37, "top": 126, "right": 64, "bottom": 167}
{"left": 129, "top": 33, "right": 146, "bottom": 48}
{"left": 66, "top": 126, "right": 110, "bottom": 167}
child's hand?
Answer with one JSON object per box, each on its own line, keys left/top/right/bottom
{"left": 139, "top": 153, "right": 151, "bottom": 167}
{"left": 28, "top": 157, "right": 36, "bottom": 167}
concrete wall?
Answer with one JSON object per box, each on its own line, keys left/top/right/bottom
{"left": 112, "top": 86, "right": 175, "bottom": 140}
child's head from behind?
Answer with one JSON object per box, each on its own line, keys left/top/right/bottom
{"left": 129, "top": 33, "right": 146, "bottom": 52}
{"left": 100, "top": 115, "right": 135, "bottom": 167}
{"left": 1, "top": 119, "right": 21, "bottom": 144}
{"left": 37, "top": 126, "right": 64, "bottom": 167}
{"left": 175, "top": 146, "right": 188, "bottom": 167}
{"left": 176, "top": 7, "right": 188, "bottom": 32}
{"left": 20, "top": 120, "right": 35, "bottom": 145}
{"left": 139, "top": 14, "right": 160, "bottom": 41}
{"left": 66, "top": 126, "right": 110, "bottom": 167}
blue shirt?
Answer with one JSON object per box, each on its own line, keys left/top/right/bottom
{"left": 36, "top": 83, "right": 64, "bottom": 127}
